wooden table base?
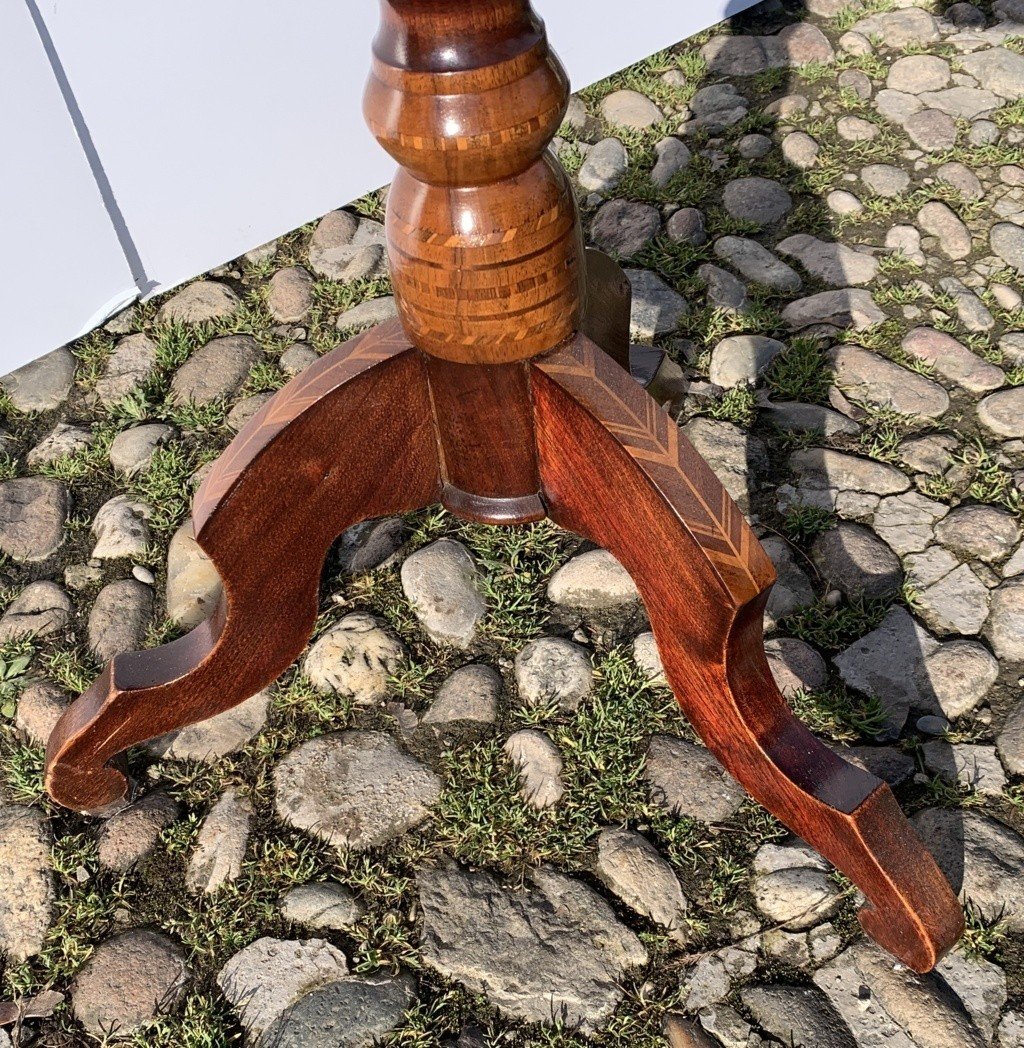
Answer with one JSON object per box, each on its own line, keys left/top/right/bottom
{"left": 45, "top": 0, "right": 963, "bottom": 974}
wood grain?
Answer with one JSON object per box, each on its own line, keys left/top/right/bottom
{"left": 46, "top": 324, "right": 441, "bottom": 813}
{"left": 532, "top": 334, "right": 964, "bottom": 973}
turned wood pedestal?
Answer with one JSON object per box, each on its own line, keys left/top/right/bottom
{"left": 45, "top": 0, "right": 964, "bottom": 972}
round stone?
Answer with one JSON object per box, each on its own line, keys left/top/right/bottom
{"left": 547, "top": 549, "right": 639, "bottom": 611}
{"left": 978, "top": 388, "right": 1024, "bottom": 438}
{"left": 887, "top": 55, "right": 950, "bottom": 93}
{"left": 985, "top": 579, "right": 1024, "bottom": 661}
{"left": 400, "top": 538, "right": 486, "bottom": 649}
{"left": 666, "top": 208, "right": 706, "bottom": 245}
{"left": 304, "top": 613, "right": 404, "bottom": 704}
{"left": 274, "top": 730, "right": 441, "bottom": 850}
{"left": 723, "top": 178, "right": 792, "bottom": 226}
{"left": 810, "top": 523, "right": 903, "bottom": 600}
{"left": 0, "top": 804, "right": 52, "bottom": 961}
{"left": 109, "top": 424, "right": 174, "bottom": 476}
{"left": 578, "top": 138, "right": 628, "bottom": 194}
{"left": 421, "top": 664, "right": 502, "bottom": 726}
{"left": 71, "top": 930, "right": 190, "bottom": 1037}
{"left": 992, "top": 222, "right": 1024, "bottom": 271}
{"left": 514, "top": 636, "right": 593, "bottom": 711}
{"left": 267, "top": 266, "right": 314, "bottom": 323}
{"left": 600, "top": 89, "right": 664, "bottom": 130}
{"left": 0, "top": 478, "right": 68, "bottom": 563}
{"left": 861, "top": 164, "right": 910, "bottom": 198}
{"left": 590, "top": 199, "right": 661, "bottom": 258}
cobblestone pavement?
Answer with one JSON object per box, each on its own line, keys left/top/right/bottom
{"left": 3, "top": 1, "right": 1024, "bottom": 1045}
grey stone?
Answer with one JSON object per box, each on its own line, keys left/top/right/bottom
{"left": 886, "top": 224, "right": 925, "bottom": 266}
{"left": 765, "top": 637, "right": 827, "bottom": 697}
{"left": 417, "top": 862, "right": 647, "bottom": 1030}
{"left": 267, "top": 266, "right": 314, "bottom": 323}
{"left": 813, "top": 940, "right": 986, "bottom": 1048}
{"left": 781, "top": 131, "right": 820, "bottom": 170}
{"left": 590, "top": 199, "right": 660, "bottom": 259}
{"left": 187, "top": 788, "right": 253, "bottom": 893}
{"left": 918, "top": 201, "right": 973, "bottom": 260}
{"left": 811, "top": 522, "right": 903, "bottom": 599}
{"left": 666, "top": 208, "right": 706, "bottom": 245}
{"left": 934, "top": 948, "right": 1007, "bottom": 1043}
{"left": 778, "top": 234, "right": 878, "bottom": 287}
{"left": 170, "top": 335, "right": 260, "bottom": 405}
{"left": 14, "top": 681, "right": 70, "bottom": 747}
{"left": 998, "top": 700, "right": 1024, "bottom": 775}
{"left": 827, "top": 192, "right": 863, "bottom": 216}
{"left": 937, "top": 277, "right": 995, "bottom": 333}
{"left": 595, "top": 827, "right": 688, "bottom": 938}
{"left": 782, "top": 289, "right": 885, "bottom": 332}
{"left": 722, "top": 177, "right": 792, "bottom": 225}
{"left": 752, "top": 840, "right": 841, "bottom": 929}
{"left": 922, "top": 742, "right": 1007, "bottom": 796}
{"left": 645, "top": 736, "right": 745, "bottom": 823}
{"left": 0, "top": 478, "right": 68, "bottom": 562}
{"left": 829, "top": 345, "right": 949, "bottom": 419}
{"left": 337, "top": 516, "right": 405, "bottom": 574}
{"left": 851, "top": 8, "right": 940, "bottom": 46}
{"left": 263, "top": 974, "right": 414, "bottom": 1048}
{"left": 26, "top": 422, "right": 93, "bottom": 468}
{"left": 218, "top": 937, "right": 348, "bottom": 1041}
{"left": 91, "top": 494, "right": 151, "bottom": 561}
{"left": 682, "top": 418, "right": 767, "bottom": 512}
{"left": 916, "top": 563, "right": 990, "bottom": 636}
{"left": 165, "top": 517, "right": 222, "bottom": 628}
{"left": 401, "top": 538, "right": 486, "bottom": 649}
{"left": 504, "top": 729, "right": 564, "bottom": 808}
{"left": 97, "top": 792, "right": 180, "bottom": 872}
{"left": 88, "top": 579, "right": 152, "bottom": 663}
{"left": 978, "top": 387, "right": 1024, "bottom": 437}
{"left": 0, "top": 581, "right": 71, "bottom": 643}
{"left": 840, "top": 745, "right": 916, "bottom": 788}
{"left": 714, "top": 237, "right": 801, "bottom": 293}
{"left": 702, "top": 24, "right": 833, "bottom": 76}
{"left": 279, "top": 343, "right": 318, "bottom": 375}
{"left": 274, "top": 730, "right": 441, "bottom": 850}
{"left": 578, "top": 138, "right": 628, "bottom": 193}
{"left": 876, "top": 89, "right": 925, "bottom": 124}
{"left": 697, "top": 264, "right": 749, "bottom": 313}
{"left": 336, "top": 296, "right": 397, "bottom": 332}
{"left": 924, "top": 640, "right": 999, "bottom": 720}
{"left": 935, "top": 162, "right": 985, "bottom": 200}
{"left": 149, "top": 689, "right": 270, "bottom": 761}
{"left": 547, "top": 548, "right": 639, "bottom": 610}
{"left": 514, "top": 636, "right": 592, "bottom": 711}
{"left": 873, "top": 491, "right": 949, "bottom": 555}
{"left": 833, "top": 606, "right": 938, "bottom": 738}
{"left": 1, "top": 347, "right": 76, "bottom": 412}
{"left": 651, "top": 137, "right": 691, "bottom": 186}
{"left": 861, "top": 164, "right": 911, "bottom": 198}
{"left": 904, "top": 327, "right": 1003, "bottom": 393}
{"left": 600, "top": 90, "right": 663, "bottom": 130}
{"left": 422, "top": 664, "right": 501, "bottom": 725}
{"left": 991, "top": 221, "right": 1024, "bottom": 270}
{"left": 837, "top": 115, "right": 879, "bottom": 142}
{"left": 95, "top": 334, "right": 157, "bottom": 406}
{"left": 308, "top": 210, "right": 386, "bottom": 282}
{"left": 741, "top": 986, "right": 854, "bottom": 1048}
{"left": 763, "top": 536, "right": 816, "bottom": 631}
{"left": 960, "top": 46, "right": 1024, "bottom": 100}
{"left": 914, "top": 808, "right": 1024, "bottom": 931}
{"left": 682, "top": 946, "right": 757, "bottom": 1012}
{"left": 625, "top": 269, "right": 689, "bottom": 339}
{"left": 906, "top": 109, "right": 958, "bottom": 152}
{"left": 157, "top": 280, "right": 239, "bottom": 323}
{"left": 899, "top": 434, "right": 957, "bottom": 476}
{"left": 763, "top": 401, "right": 861, "bottom": 438}
{"left": 109, "top": 423, "right": 174, "bottom": 475}
{"left": 985, "top": 578, "right": 1024, "bottom": 659}
{"left": 279, "top": 882, "right": 364, "bottom": 932}
{"left": 936, "top": 504, "right": 1021, "bottom": 563}
{"left": 790, "top": 448, "right": 909, "bottom": 498}
{"left": 633, "top": 631, "right": 664, "bottom": 683}
{"left": 72, "top": 930, "right": 190, "bottom": 1038}
{"left": 709, "top": 335, "right": 786, "bottom": 388}
{"left": 888, "top": 55, "right": 951, "bottom": 93}
{"left": 304, "top": 612, "right": 404, "bottom": 704}
{"left": 0, "top": 804, "right": 52, "bottom": 961}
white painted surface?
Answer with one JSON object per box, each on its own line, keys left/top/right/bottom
{"left": 0, "top": 1, "right": 135, "bottom": 371}
{"left": 4, "top": 0, "right": 756, "bottom": 373}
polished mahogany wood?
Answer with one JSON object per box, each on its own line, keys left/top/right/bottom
{"left": 45, "top": 323, "right": 442, "bottom": 814}
{"left": 44, "top": 0, "right": 963, "bottom": 974}
{"left": 365, "top": 0, "right": 584, "bottom": 363}
{"left": 532, "top": 335, "right": 964, "bottom": 973}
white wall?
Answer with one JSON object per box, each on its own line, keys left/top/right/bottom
{"left": 2, "top": 0, "right": 757, "bottom": 374}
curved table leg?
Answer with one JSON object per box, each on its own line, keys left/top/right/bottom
{"left": 532, "top": 335, "right": 964, "bottom": 973}
{"left": 46, "top": 322, "right": 441, "bottom": 815}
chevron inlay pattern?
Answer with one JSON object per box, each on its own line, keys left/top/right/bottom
{"left": 537, "top": 337, "right": 775, "bottom": 607}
